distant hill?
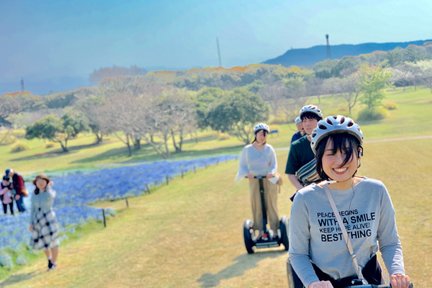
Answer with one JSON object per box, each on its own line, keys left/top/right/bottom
{"left": 263, "top": 39, "right": 432, "bottom": 67}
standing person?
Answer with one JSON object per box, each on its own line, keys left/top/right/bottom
{"left": 288, "top": 115, "right": 411, "bottom": 288}
{"left": 5, "top": 168, "right": 28, "bottom": 213}
{"left": 1, "top": 176, "right": 14, "bottom": 215}
{"left": 285, "top": 105, "right": 323, "bottom": 195}
{"left": 29, "top": 174, "right": 60, "bottom": 270}
{"left": 236, "top": 123, "right": 281, "bottom": 240}
{"left": 291, "top": 116, "right": 304, "bottom": 143}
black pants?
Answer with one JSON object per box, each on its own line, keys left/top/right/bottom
{"left": 290, "top": 255, "right": 382, "bottom": 288}
{"left": 2, "top": 203, "right": 14, "bottom": 215}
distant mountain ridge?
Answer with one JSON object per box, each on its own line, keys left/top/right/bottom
{"left": 263, "top": 39, "right": 432, "bottom": 67}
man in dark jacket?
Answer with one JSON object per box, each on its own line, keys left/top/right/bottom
{"left": 5, "top": 168, "right": 27, "bottom": 213}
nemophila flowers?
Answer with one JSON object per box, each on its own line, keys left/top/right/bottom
{"left": 0, "top": 155, "right": 236, "bottom": 251}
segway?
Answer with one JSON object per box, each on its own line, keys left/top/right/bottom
{"left": 243, "top": 175, "right": 289, "bottom": 254}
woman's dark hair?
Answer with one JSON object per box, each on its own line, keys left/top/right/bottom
{"left": 33, "top": 174, "right": 50, "bottom": 195}
{"left": 315, "top": 133, "right": 362, "bottom": 180}
{"left": 251, "top": 129, "right": 268, "bottom": 144}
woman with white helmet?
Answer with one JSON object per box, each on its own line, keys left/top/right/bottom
{"left": 236, "top": 123, "right": 280, "bottom": 240}
{"left": 288, "top": 115, "right": 411, "bottom": 288}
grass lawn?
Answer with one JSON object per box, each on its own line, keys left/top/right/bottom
{"left": 0, "top": 87, "right": 430, "bottom": 287}
{"left": 0, "top": 137, "right": 430, "bottom": 287}
{"left": 1, "top": 87, "right": 431, "bottom": 177}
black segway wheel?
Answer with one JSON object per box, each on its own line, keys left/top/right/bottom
{"left": 279, "top": 216, "right": 289, "bottom": 251}
{"left": 243, "top": 219, "right": 255, "bottom": 254}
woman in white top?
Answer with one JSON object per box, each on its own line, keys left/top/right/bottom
{"left": 236, "top": 123, "right": 280, "bottom": 239}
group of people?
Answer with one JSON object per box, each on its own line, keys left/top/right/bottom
{"left": 237, "top": 104, "right": 411, "bottom": 288}
{"left": 0, "top": 168, "right": 28, "bottom": 215}
{"left": 1, "top": 168, "right": 60, "bottom": 271}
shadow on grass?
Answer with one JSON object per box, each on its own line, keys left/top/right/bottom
{"left": 9, "top": 142, "right": 99, "bottom": 162}
{"left": 0, "top": 270, "right": 40, "bottom": 287}
{"left": 197, "top": 250, "right": 284, "bottom": 287}
{"left": 72, "top": 144, "right": 243, "bottom": 165}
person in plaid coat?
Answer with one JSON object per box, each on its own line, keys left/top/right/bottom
{"left": 29, "top": 174, "right": 60, "bottom": 270}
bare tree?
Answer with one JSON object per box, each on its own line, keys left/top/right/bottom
{"left": 322, "top": 74, "right": 361, "bottom": 116}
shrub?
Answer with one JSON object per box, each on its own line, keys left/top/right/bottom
{"left": 357, "top": 108, "right": 387, "bottom": 121}
{"left": 15, "top": 255, "right": 28, "bottom": 266}
{"left": 0, "top": 133, "right": 16, "bottom": 145}
{"left": 383, "top": 101, "right": 398, "bottom": 110}
{"left": 0, "top": 251, "right": 14, "bottom": 269}
{"left": 10, "top": 142, "right": 30, "bottom": 153}
{"left": 218, "top": 133, "right": 230, "bottom": 141}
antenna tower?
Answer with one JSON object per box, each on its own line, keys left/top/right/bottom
{"left": 325, "top": 34, "right": 331, "bottom": 59}
{"left": 216, "top": 37, "right": 222, "bottom": 67}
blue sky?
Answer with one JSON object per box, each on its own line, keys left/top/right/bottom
{"left": 1, "top": 0, "right": 432, "bottom": 92}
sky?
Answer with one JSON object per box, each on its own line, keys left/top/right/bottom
{"left": 1, "top": 0, "right": 432, "bottom": 93}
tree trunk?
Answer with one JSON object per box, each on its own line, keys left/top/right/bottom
{"left": 178, "top": 129, "right": 184, "bottom": 152}
{"left": 163, "top": 132, "right": 170, "bottom": 158}
{"left": 126, "top": 134, "right": 132, "bottom": 157}
{"left": 171, "top": 129, "right": 181, "bottom": 153}
{"left": 134, "top": 136, "right": 141, "bottom": 150}
{"left": 94, "top": 132, "right": 103, "bottom": 144}
{"left": 57, "top": 140, "right": 69, "bottom": 152}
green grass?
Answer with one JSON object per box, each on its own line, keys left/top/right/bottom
{"left": 0, "top": 139, "right": 429, "bottom": 287}
{"left": 0, "top": 86, "right": 430, "bottom": 287}
{"left": 1, "top": 87, "right": 431, "bottom": 177}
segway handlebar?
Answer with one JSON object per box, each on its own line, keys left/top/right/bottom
{"left": 245, "top": 175, "right": 268, "bottom": 179}
{"left": 344, "top": 283, "right": 413, "bottom": 288}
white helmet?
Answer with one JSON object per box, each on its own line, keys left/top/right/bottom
{"left": 254, "top": 123, "right": 270, "bottom": 134}
{"left": 299, "top": 104, "right": 323, "bottom": 119}
{"left": 310, "top": 115, "right": 364, "bottom": 153}
{"left": 294, "top": 116, "right": 302, "bottom": 124}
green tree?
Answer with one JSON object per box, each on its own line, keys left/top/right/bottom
{"left": 195, "top": 87, "right": 226, "bottom": 129}
{"left": 359, "top": 65, "right": 392, "bottom": 110}
{"left": 207, "top": 89, "right": 269, "bottom": 144}
{"left": 25, "top": 113, "right": 89, "bottom": 152}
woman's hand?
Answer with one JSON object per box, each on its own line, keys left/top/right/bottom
{"left": 247, "top": 173, "right": 254, "bottom": 179}
{"left": 308, "top": 281, "right": 333, "bottom": 288}
{"left": 15, "top": 194, "right": 20, "bottom": 200}
{"left": 28, "top": 225, "right": 33, "bottom": 232}
{"left": 266, "top": 173, "right": 274, "bottom": 179}
{"left": 390, "top": 273, "right": 411, "bottom": 288}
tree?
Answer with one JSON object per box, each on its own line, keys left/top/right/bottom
{"left": 0, "top": 92, "right": 39, "bottom": 127}
{"left": 195, "top": 87, "right": 226, "bottom": 129}
{"left": 322, "top": 73, "right": 361, "bottom": 116}
{"left": 161, "top": 89, "right": 197, "bottom": 153}
{"left": 25, "top": 113, "right": 89, "bottom": 152}
{"left": 89, "top": 65, "right": 147, "bottom": 83}
{"left": 207, "top": 89, "right": 269, "bottom": 144}
{"left": 359, "top": 65, "right": 392, "bottom": 110}
{"left": 75, "top": 95, "right": 110, "bottom": 144}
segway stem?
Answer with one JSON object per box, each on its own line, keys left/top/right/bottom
{"left": 257, "top": 177, "right": 268, "bottom": 235}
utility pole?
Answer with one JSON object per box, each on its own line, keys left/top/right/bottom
{"left": 325, "top": 34, "right": 331, "bottom": 59}
{"left": 20, "top": 78, "right": 25, "bottom": 92}
{"left": 216, "top": 37, "right": 222, "bottom": 67}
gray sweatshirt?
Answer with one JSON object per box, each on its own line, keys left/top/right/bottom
{"left": 289, "top": 178, "right": 405, "bottom": 287}
{"left": 236, "top": 144, "right": 277, "bottom": 181}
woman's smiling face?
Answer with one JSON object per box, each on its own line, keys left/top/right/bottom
{"left": 36, "top": 178, "right": 48, "bottom": 190}
{"left": 322, "top": 138, "right": 358, "bottom": 184}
